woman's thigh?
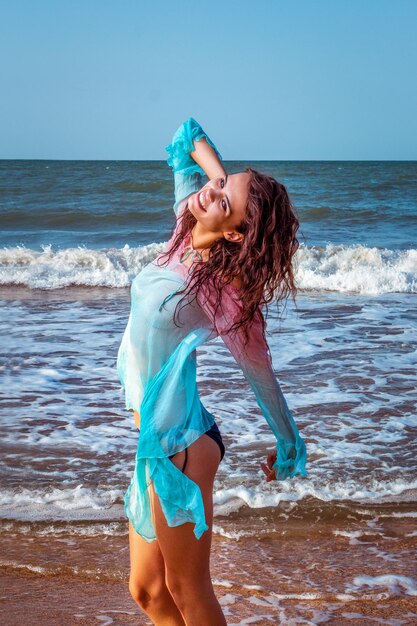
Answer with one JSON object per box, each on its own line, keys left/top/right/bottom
{"left": 128, "top": 519, "right": 167, "bottom": 596}
{"left": 149, "top": 433, "right": 222, "bottom": 587}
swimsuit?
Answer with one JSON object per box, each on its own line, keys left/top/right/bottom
{"left": 139, "top": 419, "right": 226, "bottom": 473}
{"left": 117, "top": 117, "right": 307, "bottom": 544}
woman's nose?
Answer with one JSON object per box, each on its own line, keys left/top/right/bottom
{"left": 206, "top": 186, "right": 216, "bottom": 203}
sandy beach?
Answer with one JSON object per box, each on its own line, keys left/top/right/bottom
{"left": 1, "top": 513, "right": 416, "bottom": 625}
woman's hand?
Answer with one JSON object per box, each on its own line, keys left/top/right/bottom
{"left": 133, "top": 410, "right": 141, "bottom": 430}
{"left": 260, "top": 449, "right": 277, "bottom": 482}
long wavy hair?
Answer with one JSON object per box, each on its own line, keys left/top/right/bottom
{"left": 156, "top": 167, "right": 300, "bottom": 344}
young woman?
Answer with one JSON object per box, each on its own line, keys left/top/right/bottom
{"left": 117, "top": 117, "right": 307, "bottom": 625}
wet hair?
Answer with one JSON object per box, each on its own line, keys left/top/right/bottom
{"left": 156, "top": 167, "right": 299, "bottom": 344}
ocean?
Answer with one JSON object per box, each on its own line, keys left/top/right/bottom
{"left": 1, "top": 159, "right": 416, "bottom": 625}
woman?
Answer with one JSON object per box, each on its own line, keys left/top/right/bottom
{"left": 117, "top": 117, "right": 307, "bottom": 625}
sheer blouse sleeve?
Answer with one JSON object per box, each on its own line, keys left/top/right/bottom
{"left": 165, "top": 117, "right": 223, "bottom": 216}
{"left": 199, "top": 285, "right": 308, "bottom": 481}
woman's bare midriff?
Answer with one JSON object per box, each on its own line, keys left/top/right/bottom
{"left": 133, "top": 410, "right": 140, "bottom": 429}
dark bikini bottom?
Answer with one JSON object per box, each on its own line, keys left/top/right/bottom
{"left": 136, "top": 420, "right": 225, "bottom": 474}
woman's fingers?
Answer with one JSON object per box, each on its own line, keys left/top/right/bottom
{"left": 267, "top": 451, "right": 276, "bottom": 468}
{"left": 260, "top": 449, "right": 277, "bottom": 481}
{"left": 260, "top": 461, "right": 276, "bottom": 482}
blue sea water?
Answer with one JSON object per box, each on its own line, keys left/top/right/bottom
{"left": 0, "top": 160, "right": 416, "bottom": 608}
{"left": 1, "top": 159, "right": 416, "bottom": 293}
{"left": 1, "top": 159, "right": 416, "bottom": 249}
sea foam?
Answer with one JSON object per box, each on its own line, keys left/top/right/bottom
{"left": 1, "top": 242, "right": 416, "bottom": 294}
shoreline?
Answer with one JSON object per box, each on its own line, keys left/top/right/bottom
{"left": 1, "top": 517, "right": 416, "bottom": 625}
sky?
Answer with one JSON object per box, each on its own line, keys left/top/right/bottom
{"left": 1, "top": 0, "right": 416, "bottom": 160}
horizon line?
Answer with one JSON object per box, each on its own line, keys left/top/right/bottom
{"left": 1, "top": 158, "right": 416, "bottom": 163}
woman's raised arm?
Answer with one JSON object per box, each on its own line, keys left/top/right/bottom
{"left": 189, "top": 135, "right": 226, "bottom": 180}
{"left": 165, "top": 117, "right": 224, "bottom": 216}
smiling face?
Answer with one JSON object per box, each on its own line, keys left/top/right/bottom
{"left": 187, "top": 172, "right": 251, "bottom": 243}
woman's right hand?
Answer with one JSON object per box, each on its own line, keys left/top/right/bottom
{"left": 133, "top": 410, "right": 141, "bottom": 430}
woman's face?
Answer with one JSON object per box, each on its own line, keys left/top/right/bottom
{"left": 188, "top": 172, "right": 251, "bottom": 242}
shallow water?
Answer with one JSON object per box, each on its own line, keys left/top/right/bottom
{"left": 1, "top": 286, "right": 416, "bottom": 623}
{"left": 1, "top": 159, "right": 416, "bottom": 623}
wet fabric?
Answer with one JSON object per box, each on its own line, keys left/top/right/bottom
{"left": 138, "top": 415, "right": 225, "bottom": 469}
{"left": 117, "top": 117, "right": 307, "bottom": 543}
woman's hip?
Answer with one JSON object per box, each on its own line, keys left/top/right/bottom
{"left": 136, "top": 418, "right": 225, "bottom": 473}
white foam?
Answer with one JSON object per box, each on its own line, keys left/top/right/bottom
{"left": 332, "top": 529, "right": 373, "bottom": 545}
{"left": 2, "top": 473, "right": 416, "bottom": 525}
{"left": 1, "top": 242, "right": 416, "bottom": 294}
{"left": 0, "top": 520, "right": 126, "bottom": 537}
{"left": 212, "top": 579, "right": 234, "bottom": 588}
{"left": 212, "top": 477, "right": 417, "bottom": 515}
{"left": 269, "top": 591, "right": 327, "bottom": 600}
{"left": 376, "top": 511, "right": 417, "bottom": 518}
{"left": 296, "top": 244, "right": 417, "bottom": 294}
{"left": 0, "top": 484, "right": 125, "bottom": 521}
{"left": 0, "top": 242, "right": 165, "bottom": 289}
{"left": 347, "top": 574, "right": 417, "bottom": 597}
{"left": 212, "top": 524, "right": 256, "bottom": 540}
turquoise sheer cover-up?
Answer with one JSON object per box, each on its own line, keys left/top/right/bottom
{"left": 117, "top": 117, "right": 308, "bottom": 543}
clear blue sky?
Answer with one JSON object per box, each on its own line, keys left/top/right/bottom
{"left": 1, "top": 0, "right": 416, "bottom": 160}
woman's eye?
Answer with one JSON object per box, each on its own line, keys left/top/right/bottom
{"left": 220, "top": 178, "right": 225, "bottom": 188}
{"left": 222, "top": 199, "right": 227, "bottom": 211}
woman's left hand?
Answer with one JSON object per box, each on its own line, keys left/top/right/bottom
{"left": 260, "top": 450, "right": 277, "bottom": 482}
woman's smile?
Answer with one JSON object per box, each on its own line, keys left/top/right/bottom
{"left": 197, "top": 191, "right": 207, "bottom": 211}
{"left": 190, "top": 172, "right": 251, "bottom": 243}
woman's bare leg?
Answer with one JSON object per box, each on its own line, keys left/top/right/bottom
{"left": 128, "top": 518, "right": 186, "bottom": 625}
{"left": 149, "top": 434, "right": 227, "bottom": 626}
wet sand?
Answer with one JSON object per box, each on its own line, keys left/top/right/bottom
{"left": 1, "top": 514, "right": 416, "bottom": 625}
